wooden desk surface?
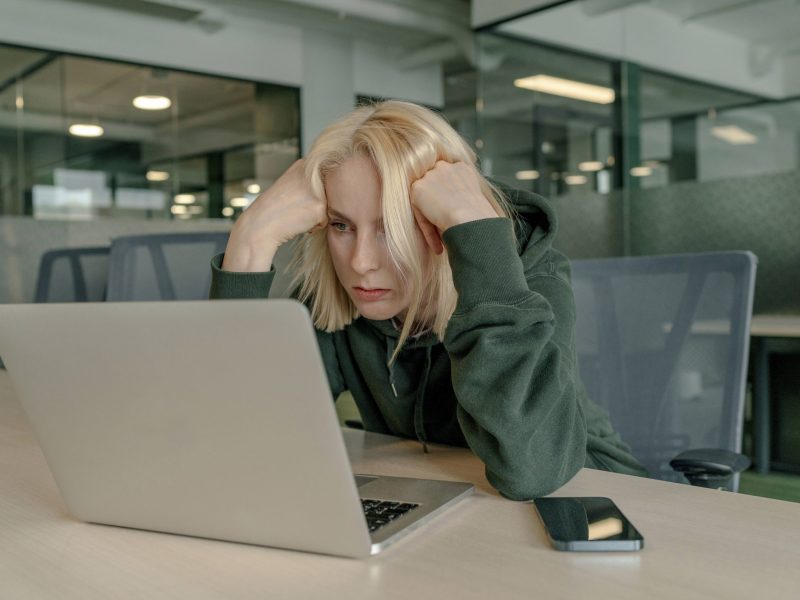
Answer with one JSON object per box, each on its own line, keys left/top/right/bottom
{"left": 1, "top": 371, "right": 799, "bottom": 599}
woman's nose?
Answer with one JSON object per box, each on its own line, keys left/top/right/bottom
{"left": 350, "top": 233, "right": 382, "bottom": 274}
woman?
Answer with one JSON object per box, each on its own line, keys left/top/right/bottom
{"left": 210, "top": 100, "right": 646, "bottom": 500}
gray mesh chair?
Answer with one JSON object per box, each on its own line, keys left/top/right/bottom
{"left": 571, "top": 251, "right": 757, "bottom": 490}
{"left": 1, "top": 246, "right": 110, "bottom": 368}
{"left": 106, "top": 232, "right": 229, "bottom": 301}
{"left": 34, "top": 246, "right": 111, "bottom": 303}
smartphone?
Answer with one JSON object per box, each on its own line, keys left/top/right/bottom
{"left": 533, "top": 496, "right": 644, "bottom": 551}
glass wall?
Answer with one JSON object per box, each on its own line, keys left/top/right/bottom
{"left": 0, "top": 44, "right": 300, "bottom": 222}
{"left": 464, "top": 5, "right": 800, "bottom": 316}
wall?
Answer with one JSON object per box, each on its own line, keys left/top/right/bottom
{"left": 552, "top": 170, "right": 800, "bottom": 314}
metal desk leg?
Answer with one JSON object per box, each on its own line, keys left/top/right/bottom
{"left": 752, "top": 337, "right": 771, "bottom": 474}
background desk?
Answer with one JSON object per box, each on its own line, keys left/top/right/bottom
{"left": 1, "top": 371, "right": 799, "bottom": 599}
{"left": 751, "top": 315, "right": 800, "bottom": 473}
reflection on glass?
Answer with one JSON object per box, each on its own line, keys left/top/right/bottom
{"left": 0, "top": 45, "right": 300, "bottom": 221}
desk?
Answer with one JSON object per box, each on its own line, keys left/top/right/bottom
{"left": 1, "top": 372, "right": 799, "bottom": 599}
{"left": 750, "top": 315, "right": 800, "bottom": 474}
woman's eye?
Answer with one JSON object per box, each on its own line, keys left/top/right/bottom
{"left": 330, "top": 222, "right": 350, "bottom": 232}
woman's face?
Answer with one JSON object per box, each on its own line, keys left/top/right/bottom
{"left": 325, "top": 154, "right": 427, "bottom": 322}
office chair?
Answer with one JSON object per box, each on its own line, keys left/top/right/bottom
{"left": 571, "top": 251, "right": 757, "bottom": 491}
{"left": 106, "top": 232, "right": 229, "bottom": 301}
{"left": 1, "top": 245, "right": 112, "bottom": 368}
{"left": 34, "top": 246, "right": 111, "bottom": 303}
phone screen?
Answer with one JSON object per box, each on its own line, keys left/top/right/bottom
{"left": 533, "top": 497, "right": 644, "bottom": 551}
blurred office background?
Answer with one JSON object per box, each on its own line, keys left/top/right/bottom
{"left": 0, "top": 0, "right": 798, "bottom": 496}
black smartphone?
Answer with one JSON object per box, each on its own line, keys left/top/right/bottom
{"left": 533, "top": 497, "right": 644, "bottom": 551}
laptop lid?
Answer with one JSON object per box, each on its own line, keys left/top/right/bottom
{"left": 0, "top": 300, "right": 376, "bottom": 557}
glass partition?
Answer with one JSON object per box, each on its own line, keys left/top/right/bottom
{"left": 0, "top": 44, "right": 300, "bottom": 222}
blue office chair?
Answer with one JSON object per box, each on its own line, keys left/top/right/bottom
{"left": 571, "top": 251, "right": 757, "bottom": 491}
{"left": 34, "top": 246, "right": 111, "bottom": 303}
{"left": 106, "top": 232, "right": 229, "bottom": 301}
{"left": 1, "top": 246, "right": 111, "bottom": 369}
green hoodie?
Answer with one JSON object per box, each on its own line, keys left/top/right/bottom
{"left": 209, "top": 186, "right": 646, "bottom": 500}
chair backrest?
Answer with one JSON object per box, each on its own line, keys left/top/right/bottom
{"left": 570, "top": 251, "right": 757, "bottom": 484}
{"left": 34, "top": 246, "right": 111, "bottom": 303}
{"left": 106, "top": 232, "right": 229, "bottom": 301}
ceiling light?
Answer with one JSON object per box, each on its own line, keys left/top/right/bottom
{"left": 222, "top": 207, "right": 234, "bottom": 217}
{"left": 711, "top": 125, "right": 758, "bottom": 145}
{"left": 565, "top": 174, "right": 588, "bottom": 185}
{"left": 246, "top": 184, "right": 261, "bottom": 194}
{"left": 515, "top": 170, "right": 540, "bottom": 181}
{"left": 630, "top": 166, "right": 653, "bottom": 177}
{"left": 514, "top": 75, "right": 615, "bottom": 104}
{"left": 15, "top": 95, "right": 24, "bottom": 110}
{"left": 69, "top": 123, "right": 104, "bottom": 138}
{"left": 146, "top": 170, "right": 170, "bottom": 182}
{"left": 578, "top": 161, "right": 605, "bottom": 172}
{"left": 174, "top": 194, "right": 195, "bottom": 204}
{"left": 133, "top": 95, "right": 172, "bottom": 111}
{"left": 230, "top": 197, "right": 249, "bottom": 208}
{"left": 170, "top": 205, "right": 188, "bottom": 215}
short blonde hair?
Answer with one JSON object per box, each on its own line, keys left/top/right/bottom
{"left": 293, "top": 100, "right": 513, "bottom": 362}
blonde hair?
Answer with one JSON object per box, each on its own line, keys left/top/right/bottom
{"left": 293, "top": 100, "right": 513, "bottom": 362}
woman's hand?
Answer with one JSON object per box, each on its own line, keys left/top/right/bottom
{"left": 410, "top": 161, "right": 499, "bottom": 255}
{"left": 222, "top": 159, "right": 327, "bottom": 272}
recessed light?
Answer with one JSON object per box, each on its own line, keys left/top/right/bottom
{"left": 565, "top": 175, "right": 588, "bottom": 185}
{"left": 69, "top": 123, "right": 104, "bottom": 137}
{"left": 246, "top": 184, "right": 261, "bottom": 194}
{"left": 514, "top": 75, "right": 615, "bottom": 104}
{"left": 170, "top": 205, "right": 188, "bottom": 215}
{"left": 230, "top": 197, "right": 249, "bottom": 208}
{"left": 515, "top": 170, "right": 540, "bottom": 181}
{"left": 146, "top": 170, "right": 170, "bottom": 182}
{"left": 174, "top": 194, "right": 195, "bottom": 204}
{"left": 222, "top": 207, "right": 234, "bottom": 217}
{"left": 710, "top": 125, "right": 757, "bottom": 145}
{"left": 630, "top": 166, "right": 653, "bottom": 177}
{"left": 578, "top": 161, "right": 605, "bottom": 172}
{"left": 133, "top": 95, "right": 172, "bottom": 111}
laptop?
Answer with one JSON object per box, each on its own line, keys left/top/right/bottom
{"left": 0, "top": 299, "right": 473, "bottom": 558}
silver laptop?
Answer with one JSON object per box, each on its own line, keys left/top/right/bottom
{"left": 0, "top": 300, "right": 473, "bottom": 558}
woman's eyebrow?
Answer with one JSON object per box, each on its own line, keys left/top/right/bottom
{"left": 327, "top": 209, "right": 352, "bottom": 221}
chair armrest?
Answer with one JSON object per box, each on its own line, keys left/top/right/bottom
{"left": 669, "top": 449, "right": 751, "bottom": 490}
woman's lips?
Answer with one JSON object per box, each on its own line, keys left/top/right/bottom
{"left": 353, "top": 287, "right": 390, "bottom": 301}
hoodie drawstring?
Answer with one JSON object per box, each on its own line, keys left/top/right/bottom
{"left": 386, "top": 338, "right": 433, "bottom": 454}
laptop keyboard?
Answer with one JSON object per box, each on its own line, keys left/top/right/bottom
{"left": 361, "top": 498, "right": 419, "bottom": 533}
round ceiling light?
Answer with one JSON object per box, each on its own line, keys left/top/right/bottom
{"left": 133, "top": 95, "right": 172, "bottom": 110}
{"left": 69, "top": 123, "right": 104, "bottom": 137}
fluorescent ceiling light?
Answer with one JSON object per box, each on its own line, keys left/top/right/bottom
{"left": 174, "top": 194, "right": 195, "bottom": 204}
{"left": 221, "top": 206, "right": 234, "bottom": 217}
{"left": 578, "top": 161, "right": 605, "bottom": 172}
{"left": 630, "top": 166, "right": 653, "bottom": 177}
{"left": 564, "top": 174, "right": 588, "bottom": 185}
{"left": 69, "top": 123, "right": 104, "bottom": 138}
{"left": 246, "top": 184, "right": 261, "bottom": 194}
{"left": 711, "top": 125, "right": 757, "bottom": 145}
{"left": 230, "top": 196, "right": 249, "bottom": 208}
{"left": 133, "top": 95, "right": 172, "bottom": 111}
{"left": 515, "top": 170, "right": 540, "bottom": 181}
{"left": 514, "top": 75, "right": 615, "bottom": 104}
{"left": 146, "top": 170, "right": 170, "bottom": 182}
{"left": 170, "top": 205, "right": 188, "bottom": 215}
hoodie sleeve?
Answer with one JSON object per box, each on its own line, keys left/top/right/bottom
{"left": 442, "top": 218, "right": 587, "bottom": 500}
{"left": 208, "top": 253, "right": 347, "bottom": 399}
